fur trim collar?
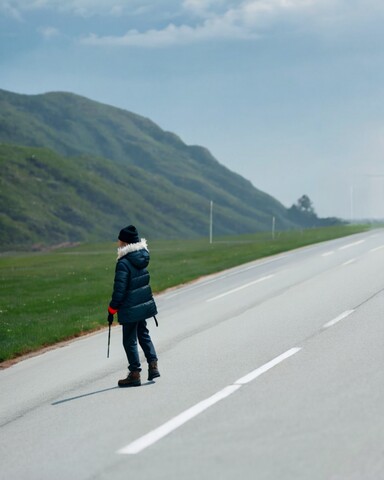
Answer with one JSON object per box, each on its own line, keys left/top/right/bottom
{"left": 117, "top": 239, "right": 148, "bottom": 259}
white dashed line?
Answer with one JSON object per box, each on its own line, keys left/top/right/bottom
{"left": 370, "top": 245, "right": 384, "bottom": 253}
{"left": 117, "top": 348, "right": 301, "bottom": 455}
{"left": 338, "top": 240, "right": 365, "bottom": 250}
{"left": 323, "top": 310, "right": 355, "bottom": 329}
{"left": 117, "top": 384, "right": 241, "bottom": 455}
{"left": 234, "top": 348, "right": 301, "bottom": 385}
{"left": 342, "top": 259, "right": 356, "bottom": 266}
{"left": 206, "top": 274, "right": 275, "bottom": 302}
{"left": 165, "top": 255, "right": 288, "bottom": 300}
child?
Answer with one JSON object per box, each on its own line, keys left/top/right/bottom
{"left": 108, "top": 225, "right": 160, "bottom": 387}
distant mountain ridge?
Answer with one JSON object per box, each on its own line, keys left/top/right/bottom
{"left": 0, "top": 88, "right": 301, "bottom": 248}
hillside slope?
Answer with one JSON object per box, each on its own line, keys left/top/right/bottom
{"left": 0, "top": 144, "right": 217, "bottom": 247}
{"left": 0, "top": 89, "right": 298, "bottom": 248}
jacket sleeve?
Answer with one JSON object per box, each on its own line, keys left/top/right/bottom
{"left": 109, "top": 260, "right": 130, "bottom": 310}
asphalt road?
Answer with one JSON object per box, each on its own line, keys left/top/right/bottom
{"left": 1, "top": 229, "right": 384, "bottom": 480}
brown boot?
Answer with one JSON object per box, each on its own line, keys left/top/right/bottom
{"left": 118, "top": 371, "right": 141, "bottom": 387}
{"left": 148, "top": 361, "right": 160, "bottom": 381}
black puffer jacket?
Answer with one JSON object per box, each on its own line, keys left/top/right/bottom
{"left": 109, "top": 240, "right": 157, "bottom": 324}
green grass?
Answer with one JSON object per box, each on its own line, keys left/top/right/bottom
{"left": 0, "top": 225, "right": 369, "bottom": 363}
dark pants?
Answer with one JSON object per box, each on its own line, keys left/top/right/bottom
{"left": 122, "top": 320, "right": 158, "bottom": 372}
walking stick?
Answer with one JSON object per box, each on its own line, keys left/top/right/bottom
{"left": 107, "top": 312, "right": 113, "bottom": 358}
{"left": 107, "top": 322, "right": 111, "bottom": 358}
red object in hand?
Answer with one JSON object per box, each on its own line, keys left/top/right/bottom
{"left": 108, "top": 306, "right": 118, "bottom": 315}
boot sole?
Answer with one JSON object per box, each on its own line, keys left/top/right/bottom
{"left": 148, "top": 372, "right": 160, "bottom": 381}
{"left": 118, "top": 381, "right": 141, "bottom": 388}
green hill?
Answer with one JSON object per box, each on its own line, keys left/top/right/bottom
{"left": 0, "top": 89, "right": 299, "bottom": 249}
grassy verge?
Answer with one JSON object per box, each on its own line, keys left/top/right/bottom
{"left": 0, "top": 225, "right": 369, "bottom": 363}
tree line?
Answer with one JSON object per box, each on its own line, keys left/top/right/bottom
{"left": 287, "top": 195, "right": 344, "bottom": 227}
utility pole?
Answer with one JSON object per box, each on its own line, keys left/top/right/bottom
{"left": 209, "top": 200, "right": 213, "bottom": 244}
{"left": 272, "top": 216, "right": 276, "bottom": 240}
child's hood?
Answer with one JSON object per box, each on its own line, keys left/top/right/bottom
{"left": 117, "top": 239, "right": 149, "bottom": 269}
{"left": 126, "top": 249, "right": 150, "bottom": 269}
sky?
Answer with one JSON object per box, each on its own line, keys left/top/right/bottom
{"left": 1, "top": 0, "right": 384, "bottom": 220}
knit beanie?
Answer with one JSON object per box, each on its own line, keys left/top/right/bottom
{"left": 118, "top": 225, "right": 140, "bottom": 244}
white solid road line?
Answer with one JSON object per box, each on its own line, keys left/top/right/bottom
{"left": 322, "top": 310, "right": 355, "bottom": 329}
{"left": 322, "top": 251, "right": 335, "bottom": 257}
{"left": 239, "top": 254, "right": 289, "bottom": 272}
{"left": 117, "top": 347, "right": 301, "bottom": 455}
{"left": 206, "top": 274, "right": 275, "bottom": 302}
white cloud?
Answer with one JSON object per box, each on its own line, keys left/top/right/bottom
{"left": 4, "top": 0, "right": 384, "bottom": 48}
{"left": 0, "top": 1, "right": 23, "bottom": 20}
{"left": 0, "top": 0, "right": 150, "bottom": 17}
{"left": 38, "top": 26, "right": 60, "bottom": 38}
{"left": 81, "top": 0, "right": 316, "bottom": 47}
{"left": 82, "top": 18, "right": 252, "bottom": 48}
{"left": 182, "top": 0, "right": 229, "bottom": 16}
